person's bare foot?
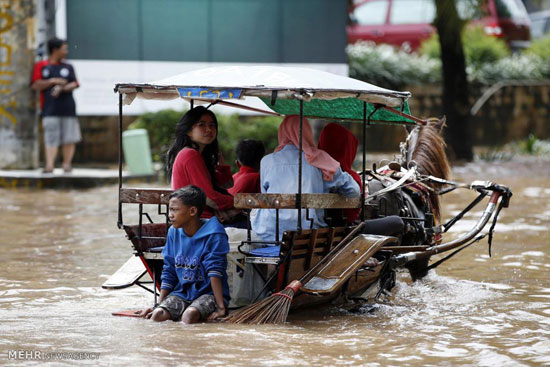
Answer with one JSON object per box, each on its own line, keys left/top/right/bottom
{"left": 364, "top": 257, "right": 379, "bottom": 267}
{"left": 63, "top": 165, "right": 72, "bottom": 173}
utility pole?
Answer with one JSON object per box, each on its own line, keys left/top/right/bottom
{"left": 0, "top": 0, "right": 37, "bottom": 169}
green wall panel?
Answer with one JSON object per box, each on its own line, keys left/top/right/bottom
{"left": 211, "top": 0, "right": 280, "bottom": 62}
{"left": 141, "top": 0, "right": 209, "bottom": 61}
{"left": 66, "top": 0, "right": 346, "bottom": 63}
{"left": 67, "top": 0, "right": 140, "bottom": 60}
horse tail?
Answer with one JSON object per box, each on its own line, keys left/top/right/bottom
{"left": 410, "top": 118, "right": 451, "bottom": 222}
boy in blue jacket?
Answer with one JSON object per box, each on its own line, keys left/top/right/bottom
{"left": 139, "top": 185, "right": 230, "bottom": 323}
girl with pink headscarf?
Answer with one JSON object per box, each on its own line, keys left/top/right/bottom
{"left": 251, "top": 115, "right": 360, "bottom": 243}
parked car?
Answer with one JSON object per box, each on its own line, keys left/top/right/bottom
{"left": 529, "top": 10, "right": 550, "bottom": 39}
{"left": 347, "top": 0, "right": 531, "bottom": 51}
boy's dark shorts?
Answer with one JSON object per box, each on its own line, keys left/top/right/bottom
{"left": 157, "top": 294, "right": 217, "bottom": 321}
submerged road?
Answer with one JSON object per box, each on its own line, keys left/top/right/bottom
{"left": 0, "top": 155, "right": 549, "bottom": 366}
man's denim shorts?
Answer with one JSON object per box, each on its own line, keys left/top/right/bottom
{"left": 157, "top": 294, "right": 217, "bottom": 321}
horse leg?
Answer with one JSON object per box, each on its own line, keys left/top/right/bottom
{"left": 406, "top": 256, "right": 431, "bottom": 281}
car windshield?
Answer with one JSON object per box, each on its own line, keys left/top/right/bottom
{"left": 353, "top": 0, "right": 389, "bottom": 25}
{"left": 390, "top": 0, "right": 435, "bottom": 24}
{"left": 495, "top": 0, "right": 528, "bottom": 19}
{"left": 530, "top": 17, "right": 546, "bottom": 38}
{"left": 456, "top": 0, "right": 485, "bottom": 20}
{"left": 388, "top": 0, "right": 485, "bottom": 24}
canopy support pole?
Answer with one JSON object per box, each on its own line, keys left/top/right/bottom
{"left": 361, "top": 102, "right": 367, "bottom": 221}
{"left": 297, "top": 99, "right": 304, "bottom": 234}
{"left": 117, "top": 93, "right": 123, "bottom": 229}
{"left": 190, "top": 99, "right": 194, "bottom": 109}
{"left": 362, "top": 104, "right": 379, "bottom": 221}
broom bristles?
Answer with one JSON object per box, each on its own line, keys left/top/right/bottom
{"left": 223, "top": 280, "right": 302, "bottom": 324}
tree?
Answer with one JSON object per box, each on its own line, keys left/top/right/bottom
{"left": 433, "top": 0, "right": 473, "bottom": 161}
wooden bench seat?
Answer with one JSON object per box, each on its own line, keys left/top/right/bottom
{"left": 234, "top": 193, "right": 361, "bottom": 209}
{"left": 119, "top": 189, "right": 362, "bottom": 210}
{"left": 119, "top": 188, "right": 172, "bottom": 205}
{"left": 277, "top": 226, "right": 352, "bottom": 287}
{"left": 123, "top": 223, "right": 167, "bottom": 253}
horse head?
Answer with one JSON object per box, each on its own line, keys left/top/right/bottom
{"left": 400, "top": 116, "right": 450, "bottom": 221}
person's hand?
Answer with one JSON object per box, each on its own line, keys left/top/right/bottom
{"left": 207, "top": 307, "right": 226, "bottom": 321}
{"left": 218, "top": 151, "right": 225, "bottom": 165}
{"left": 137, "top": 307, "right": 154, "bottom": 319}
{"left": 50, "top": 77, "right": 68, "bottom": 86}
{"left": 50, "top": 84, "right": 63, "bottom": 98}
{"left": 215, "top": 208, "right": 242, "bottom": 223}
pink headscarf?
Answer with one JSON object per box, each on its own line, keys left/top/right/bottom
{"left": 275, "top": 115, "right": 340, "bottom": 181}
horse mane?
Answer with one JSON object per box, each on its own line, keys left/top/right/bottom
{"left": 410, "top": 118, "right": 451, "bottom": 222}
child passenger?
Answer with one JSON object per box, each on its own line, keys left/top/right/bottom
{"left": 139, "top": 185, "right": 229, "bottom": 324}
{"left": 166, "top": 106, "right": 235, "bottom": 220}
{"left": 251, "top": 115, "right": 360, "bottom": 243}
{"left": 228, "top": 139, "right": 265, "bottom": 195}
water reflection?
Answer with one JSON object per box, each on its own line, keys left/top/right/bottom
{"left": 0, "top": 158, "right": 549, "bottom": 366}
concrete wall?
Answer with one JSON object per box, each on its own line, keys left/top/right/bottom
{"left": 38, "top": 115, "right": 136, "bottom": 165}
{"left": 68, "top": 83, "right": 550, "bottom": 164}
{"left": 0, "top": 1, "right": 37, "bottom": 169}
{"left": 407, "top": 82, "right": 550, "bottom": 146}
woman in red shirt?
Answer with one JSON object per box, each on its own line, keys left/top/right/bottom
{"left": 166, "top": 106, "right": 235, "bottom": 220}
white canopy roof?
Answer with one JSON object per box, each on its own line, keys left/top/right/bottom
{"left": 115, "top": 65, "right": 411, "bottom": 108}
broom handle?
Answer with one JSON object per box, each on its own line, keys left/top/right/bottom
{"left": 295, "top": 221, "right": 366, "bottom": 286}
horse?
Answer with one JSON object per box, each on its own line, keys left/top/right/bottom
{"left": 366, "top": 117, "right": 451, "bottom": 280}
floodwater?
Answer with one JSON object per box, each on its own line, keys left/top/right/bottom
{"left": 1, "top": 156, "right": 549, "bottom": 366}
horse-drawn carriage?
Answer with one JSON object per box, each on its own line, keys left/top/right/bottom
{"left": 105, "top": 66, "right": 511, "bottom": 323}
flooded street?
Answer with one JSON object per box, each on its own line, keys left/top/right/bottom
{"left": 1, "top": 156, "right": 549, "bottom": 366}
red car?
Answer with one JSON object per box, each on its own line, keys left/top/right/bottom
{"left": 347, "top": 0, "right": 531, "bottom": 51}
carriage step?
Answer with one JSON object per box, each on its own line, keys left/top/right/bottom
{"left": 301, "top": 234, "right": 397, "bottom": 295}
{"left": 102, "top": 256, "right": 147, "bottom": 289}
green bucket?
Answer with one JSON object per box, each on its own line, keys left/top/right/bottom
{"left": 122, "top": 129, "right": 154, "bottom": 175}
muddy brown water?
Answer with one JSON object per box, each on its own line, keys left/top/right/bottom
{"left": 1, "top": 156, "right": 549, "bottom": 366}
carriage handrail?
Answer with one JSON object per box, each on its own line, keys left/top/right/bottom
{"left": 392, "top": 184, "right": 511, "bottom": 266}
{"left": 120, "top": 188, "right": 172, "bottom": 205}
{"left": 234, "top": 193, "right": 361, "bottom": 209}
{"left": 119, "top": 189, "right": 364, "bottom": 209}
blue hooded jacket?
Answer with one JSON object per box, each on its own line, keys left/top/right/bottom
{"left": 160, "top": 217, "right": 230, "bottom": 305}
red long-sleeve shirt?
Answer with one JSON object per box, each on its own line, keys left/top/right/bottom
{"left": 228, "top": 165, "right": 261, "bottom": 196}
{"left": 171, "top": 148, "right": 234, "bottom": 218}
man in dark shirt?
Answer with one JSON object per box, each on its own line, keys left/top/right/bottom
{"left": 31, "top": 38, "right": 80, "bottom": 173}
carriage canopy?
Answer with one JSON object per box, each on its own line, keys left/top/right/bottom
{"left": 115, "top": 65, "right": 413, "bottom": 123}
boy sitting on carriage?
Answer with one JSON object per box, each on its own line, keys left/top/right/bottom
{"left": 139, "top": 185, "right": 230, "bottom": 323}
{"left": 229, "top": 139, "right": 265, "bottom": 195}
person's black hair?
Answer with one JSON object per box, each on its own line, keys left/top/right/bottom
{"left": 47, "top": 38, "right": 66, "bottom": 54}
{"left": 166, "top": 106, "right": 223, "bottom": 191}
{"left": 169, "top": 185, "right": 206, "bottom": 216}
{"left": 236, "top": 139, "right": 265, "bottom": 168}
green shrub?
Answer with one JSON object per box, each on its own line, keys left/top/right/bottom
{"left": 347, "top": 41, "right": 441, "bottom": 88}
{"left": 128, "top": 109, "right": 280, "bottom": 171}
{"left": 463, "top": 27, "right": 510, "bottom": 68}
{"left": 128, "top": 109, "right": 182, "bottom": 162}
{"left": 217, "top": 115, "right": 280, "bottom": 170}
{"left": 471, "top": 53, "right": 548, "bottom": 83}
{"left": 419, "top": 26, "right": 510, "bottom": 69}
{"left": 525, "top": 36, "right": 550, "bottom": 61}
{"left": 418, "top": 34, "right": 440, "bottom": 60}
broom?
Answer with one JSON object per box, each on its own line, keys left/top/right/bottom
{"left": 223, "top": 222, "right": 365, "bottom": 324}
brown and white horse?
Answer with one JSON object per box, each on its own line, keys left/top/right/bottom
{"left": 368, "top": 117, "right": 451, "bottom": 280}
